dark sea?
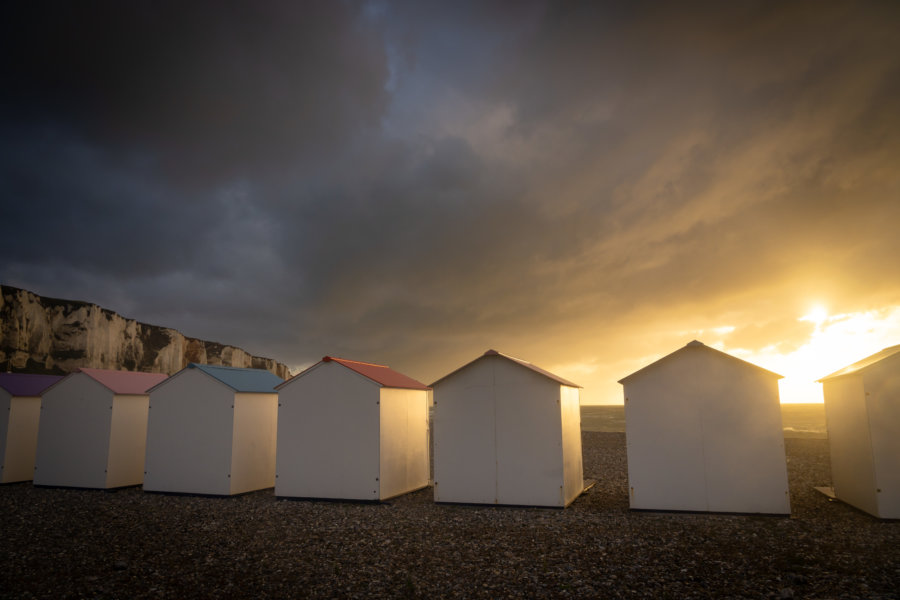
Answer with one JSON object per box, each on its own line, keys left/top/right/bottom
{"left": 581, "top": 403, "right": 827, "bottom": 438}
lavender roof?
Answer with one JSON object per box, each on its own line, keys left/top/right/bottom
{"left": 0, "top": 373, "right": 64, "bottom": 396}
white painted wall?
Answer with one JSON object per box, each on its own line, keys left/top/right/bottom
{"left": 703, "top": 363, "right": 787, "bottom": 513}
{"left": 276, "top": 362, "right": 381, "bottom": 500}
{"left": 106, "top": 394, "right": 150, "bottom": 488}
{"left": 823, "top": 375, "right": 878, "bottom": 515}
{"left": 34, "top": 374, "right": 112, "bottom": 488}
{"left": 433, "top": 355, "right": 583, "bottom": 507}
{"left": 624, "top": 348, "right": 790, "bottom": 514}
{"left": 867, "top": 359, "right": 900, "bottom": 519}
{"left": 433, "top": 361, "right": 497, "bottom": 504}
{"left": 495, "top": 363, "right": 564, "bottom": 507}
{"left": 560, "top": 385, "right": 585, "bottom": 507}
{"left": 230, "top": 392, "right": 277, "bottom": 494}
{"left": 823, "top": 354, "right": 900, "bottom": 518}
{"left": 625, "top": 360, "right": 707, "bottom": 511}
{"left": 144, "top": 368, "right": 234, "bottom": 495}
{"left": 1, "top": 392, "right": 42, "bottom": 483}
{"left": 379, "top": 387, "right": 429, "bottom": 500}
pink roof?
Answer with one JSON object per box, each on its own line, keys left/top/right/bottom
{"left": 76, "top": 368, "right": 168, "bottom": 395}
{"left": 430, "top": 349, "right": 581, "bottom": 388}
{"left": 296, "top": 356, "right": 430, "bottom": 390}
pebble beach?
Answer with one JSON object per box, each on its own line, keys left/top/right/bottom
{"left": 2, "top": 432, "right": 898, "bottom": 599}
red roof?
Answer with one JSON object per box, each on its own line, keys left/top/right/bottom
{"left": 76, "top": 368, "right": 168, "bottom": 395}
{"left": 315, "top": 356, "right": 430, "bottom": 390}
{"left": 430, "top": 349, "right": 581, "bottom": 388}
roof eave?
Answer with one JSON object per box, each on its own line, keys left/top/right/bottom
{"left": 818, "top": 344, "right": 900, "bottom": 382}
{"left": 618, "top": 342, "right": 783, "bottom": 385}
{"left": 430, "top": 349, "right": 581, "bottom": 388}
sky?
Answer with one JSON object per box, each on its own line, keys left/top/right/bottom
{"left": 2, "top": 0, "right": 899, "bottom": 404}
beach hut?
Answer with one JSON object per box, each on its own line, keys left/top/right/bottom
{"left": 143, "top": 363, "right": 283, "bottom": 496}
{"left": 619, "top": 340, "right": 790, "bottom": 514}
{"left": 431, "top": 349, "right": 584, "bottom": 507}
{"left": 33, "top": 368, "right": 167, "bottom": 489}
{"left": 818, "top": 344, "right": 900, "bottom": 519}
{"left": 275, "top": 356, "right": 430, "bottom": 501}
{"left": 0, "top": 373, "right": 62, "bottom": 483}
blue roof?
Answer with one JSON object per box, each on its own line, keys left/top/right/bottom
{"left": 188, "top": 363, "right": 283, "bottom": 393}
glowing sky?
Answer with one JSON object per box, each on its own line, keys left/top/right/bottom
{"left": 2, "top": 1, "right": 899, "bottom": 403}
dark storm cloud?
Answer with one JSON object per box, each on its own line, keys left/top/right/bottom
{"left": 1, "top": 0, "right": 390, "bottom": 338}
{"left": 1, "top": 0, "right": 388, "bottom": 180}
{"left": 0, "top": 126, "right": 198, "bottom": 272}
{"left": 2, "top": 0, "right": 899, "bottom": 400}
{"left": 313, "top": 0, "right": 900, "bottom": 383}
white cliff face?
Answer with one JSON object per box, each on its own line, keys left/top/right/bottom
{"left": 0, "top": 285, "right": 290, "bottom": 378}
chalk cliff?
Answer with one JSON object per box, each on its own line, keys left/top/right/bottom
{"left": 0, "top": 285, "right": 290, "bottom": 378}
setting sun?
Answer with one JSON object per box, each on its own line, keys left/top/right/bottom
{"left": 741, "top": 306, "right": 900, "bottom": 403}
{"left": 800, "top": 304, "right": 828, "bottom": 327}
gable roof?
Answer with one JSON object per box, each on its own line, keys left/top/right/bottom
{"left": 0, "top": 373, "right": 64, "bottom": 396}
{"left": 818, "top": 344, "right": 900, "bottom": 382}
{"left": 618, "top": 340, "right": 783, "bottom": 384}
{"left": 188, "top": 363, "right": 283, "bottom": 393}
{"left": 430, "top": 349, "right": 581, "bottom": 388}
{"left": 277, "top": 356, "right": 430, "bottom": 390}
{"left": 76, "top": 368, "right": 168, "bottom": 394}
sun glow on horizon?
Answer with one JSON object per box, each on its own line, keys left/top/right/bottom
{"left": 549, "top": 304, "right": 900, "bottom": 406}
{"left": 799, "top": 304, "right": 828, "bottom": 326}
{"left": 743, "top": 305, "right": 900, "bottom": 403}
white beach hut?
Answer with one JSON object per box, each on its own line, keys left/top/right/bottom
{"left": 818, "top": 344, "right": 900, "bottom": 519}
{"left": 431, "top": 349, "right": 584, "bottom": 507}
{"left": 275, "top": 356, "right": 430, "bottom": 501}
{"left": 0, "top": 373, "right": 62, "bottom": 483}
{"left": 143, "top": 363, "right": 283, "bottom": 496}
{"left": 619, "top": 340, "right": 790, "bottom": 514}
{"left": 33, "top": 368, "right": 167, "bottom": 489}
